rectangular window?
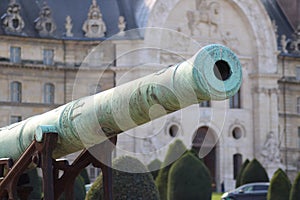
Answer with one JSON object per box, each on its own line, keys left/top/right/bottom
{"left": 298, "top": 127, "right": 300, "bottom": 148}
{"left": 199, "top": 101, "right": 210, "bottom": 107}
{"left": 10, "top": 116, "right": 22, "bottom": 124}
{"left": 44, "top": 83, "right": 55, "bottom": 104}
{"left": 11, "top": 81, "right": 22, "bottom": 102}
{"left": 297, "top": 97, "right": 300, "bottom": 115}
{"left": 296, "top": 67, "right": 300, "bottom": 81}
{"left": 10, "top": 46, "right": 21, "bottom": 63}
{"left": 43, "top": 49, "right": 54, "bottom": 65}
{"left": 89, "top": 84, "right": 102, "bottom": 95}
{"left": 230, "top": 90, "right": 241, "bottom": 109}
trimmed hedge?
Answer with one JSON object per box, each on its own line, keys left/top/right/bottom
{"left": 235, "top": 159, "right": 250, "bottom": 188}
{"left": 155, "top": 140, "right": 186, "bottom": 200}
{"left": 147, "top": 159, "right": 162, "bottom": 180}
{"left": 85, "top": 156, "right": 159, "bottom": 200}
{"left": 289, "top": 171, "right": 300, "bottom": 200}
{"left": 267, "top": 168, "right": 291, "bottom": 200}
{"left": 27, "top": 168, "right": 42, "bottom": 200}
{"left": 80, "top": 168, "right": 90, "bottom": 184}
{"left": 167, "top": 152, "right": 212, "bottom": 200}
{"left": 59, "top": 175, "right": 86, "bottom": 200}
{"left": 240, "top": 159, "right": 269, "bottom": 185}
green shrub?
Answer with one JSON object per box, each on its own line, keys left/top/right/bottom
{"left": 155, "top": 140, "right": 186, "bottom": 200}
{"left": 240, "top": 159, "right": 269, "bottom": 185}
{"left": 267, "top": 168, "right": 291, "bottom": 200}
{"left": 147, "top": 159, "right": 162, "bottom": 180}
{"left": 85, "top": 156, "right": 159, "bottom": 200}
{"left": 80, "top": 168, "right": 90, "bottom": 184}
{"left": 235, "top": 159, "right": 250, "bottom": 188}
{"left": 59, "top": 174, "right": 86, "bottom": 200}
{"left": 27, "top": 168, "right": 42, "bottom": 200}
{"left": 167, "top": 152, "right": 212, "bottom": 200}
{"left": 290, "top": 171, "right": 300, "bottom": 200}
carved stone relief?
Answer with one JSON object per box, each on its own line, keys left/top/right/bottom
{"left": 186, "top": 0, "right": 220, "bottom": 37}
{"left": 82, "top": 0, "right": 106, "bottom": 38}
{"left": 221, "top": 31, "right": 240, "bottom": 54}
{"left": 260, "top": 131, "right": 281, "bottom": 164}
{"left": 1, "top": 0, "right": 25, "bottom": 34}
{"left": 35, "top": 3, "right": 56, "bottom": 37}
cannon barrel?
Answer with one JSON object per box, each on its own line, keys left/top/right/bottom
{"left": 0, "top": 44, "right": 242, "bottom": 161}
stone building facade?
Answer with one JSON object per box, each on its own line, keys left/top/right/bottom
{"left": 0, "top": 0, "right": 299, "bottom": 191}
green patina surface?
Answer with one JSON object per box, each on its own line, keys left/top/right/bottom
{"left": 0, "top": 44, "right": 242, "bottom": 161}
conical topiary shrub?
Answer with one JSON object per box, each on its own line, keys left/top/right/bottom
{"left": 85, "top": 156, "right": 159, "bottom": 200}
{"left": 155, "top": 139, "right": 186, "bottom": 200}
{"left": 27, "top": 168, "right": 42, "bottom": 200}
{"left": 167, "top": 152, "right": 212, "bottom": 200}
{"left": 267, "top": 168, "right": 291, "bottom": 200}
{"left": 80, "top": 168, "right": 90, "bottom": 184}
{"left": 235, "top": 159, "right": 250, "bottom": 188}
{"left": 148, "top": 159, "right": 162, "bottom": 180}
{"left": 59, "top": 174, "right": 86, "bottom": 200}
{"left": 290, "top": 171, "right": 300, "bottom": 200}
{"left": 240, "top": 158, "right": 269, "bottom": 185}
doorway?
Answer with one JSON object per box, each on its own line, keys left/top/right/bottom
{"left": 192, "top": 126, "right": 218, "bottom": 191}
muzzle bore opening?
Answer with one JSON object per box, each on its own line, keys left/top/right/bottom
{"left": 213, "top": 60, "right": 232, "bottom": 81}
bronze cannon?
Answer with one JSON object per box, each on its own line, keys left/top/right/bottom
{"left": 0, "top": 44, "right": 242, "bottom": 199}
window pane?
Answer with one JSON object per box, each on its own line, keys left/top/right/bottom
{"left": 11, "top": 81, "right": 22, "bottom": 102}
{"left": 297, "top": 97, "right": 300, "bottom": 114}
{"left": 298, "top": 127, "right": 300, "bottom": 148}
{"left": 44, "top": 83, "right": 55, "bottom": 104}
{"left": 296, "top": 67, "right": 300, "bottom": 81}
{"left": 10, "top": 116, "right": 22, "bottom": 124}
{"left": 199, "top": 101, "right": 210, "bottom": 107}
{"left": 10, "top": 47, "right": 21, "bottom": 63}
{"left": 43, "top": 49, "right": 54, "bottom": 65}
{"left": 89, "top": 84, "right": 101, "bottom": 95}
{"left": 230, "top": 90, "right": 241, "bottom": 109}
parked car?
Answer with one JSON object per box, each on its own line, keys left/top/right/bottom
{"left": 221, "top": 182, "right": 269, "bottom": 200}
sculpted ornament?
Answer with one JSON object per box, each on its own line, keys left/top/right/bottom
{"left": 290, "top": 25, "right": 300, "bottom": 54}
{"left": 260, "top": 131, "right": 281, "bottom": 164}
{"left": 1, "top": 0, "right": 25, "bottom": 34}
{"left": 65, "top": 16, "right": 73, "bottom": 37}
{"left": 35, "top": 3, "right": 56, "bottom": 37}
{"left": 118, "top": 16, "right": 126, "bottom": 36}
{"left": 82, "top": 0, "right": 106, "bottom": 38}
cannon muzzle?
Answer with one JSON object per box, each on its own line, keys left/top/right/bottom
{"left": 0, "top": 44, "right": 242, "bottom": 160}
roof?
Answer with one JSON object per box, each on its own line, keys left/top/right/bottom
{"left": 0, "top": 0, "right": 142, "bottom": 40}
{"left": 261, "top": 0, "right": 300, "bottom": 56}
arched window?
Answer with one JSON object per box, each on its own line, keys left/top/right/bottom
{"left": 233, "top": 153, "right": 243, "bottom": 179}
{"left": 44, "top": 83, "right": 55, "bottom": 104}
{"left": 230, "top": 89, "right": 241, "bottom": 109}
{"left": 10, "top": 81, "right": 22, "bottom": 102}
{"left": 297, "top": 97, "right": 300, "bottom": 114}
